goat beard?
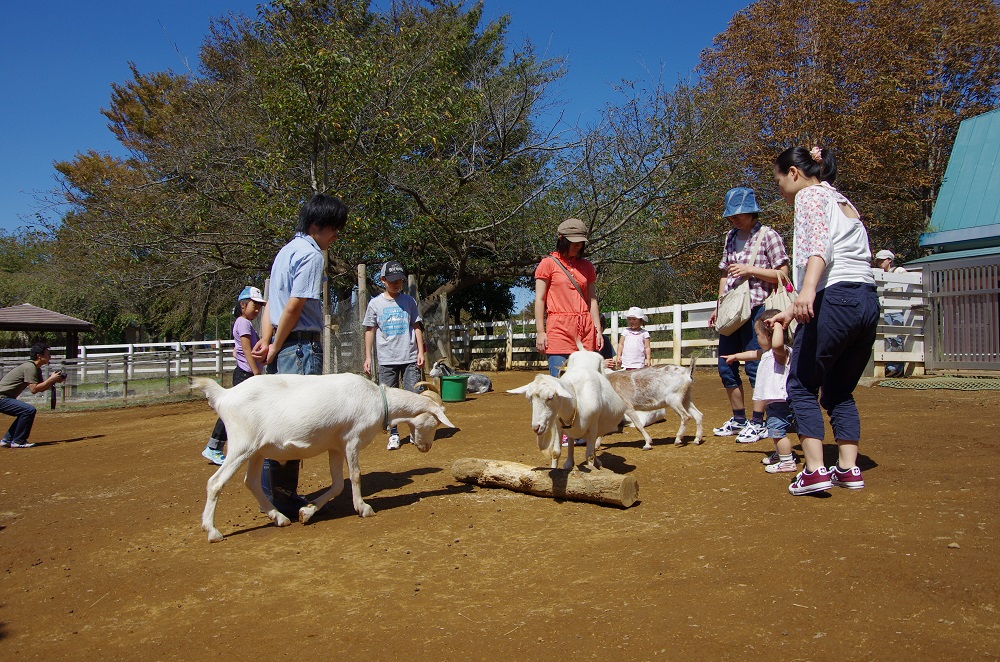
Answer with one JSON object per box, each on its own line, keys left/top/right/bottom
{"left": 537, "top": 418, "right": 560, "bottom": 453}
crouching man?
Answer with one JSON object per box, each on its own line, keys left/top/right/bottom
{"left": 0, "top": 343, "right": 67, "bottom": 448}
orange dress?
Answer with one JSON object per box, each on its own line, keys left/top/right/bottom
{"left": 534, "top": 252, "right": 599, "bottom": 355}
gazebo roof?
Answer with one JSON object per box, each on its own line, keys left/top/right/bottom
{"left": 0, "top": 304, "right": 95, "bottom": 332}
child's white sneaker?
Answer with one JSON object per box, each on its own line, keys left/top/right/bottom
{"left": 712, "top": 417, "right": 746, "bottom": 436}
{"left": 735, "top": 420, "right": 767, "bottom": 443}
{"left": 765, "top": 458, "right": 798, "bottom": 473}
{"left": 386, "top": 434, "right": 401, "bottom": 451}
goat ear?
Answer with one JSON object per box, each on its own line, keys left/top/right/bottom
{"left": 506, "top": 384, "right": 529, "bottom": 395}
{"left": 434, "top": 409, "right": 457, "bottom": 429}
{"left": 553, "top": 381, "right": 574, "bottom": 400}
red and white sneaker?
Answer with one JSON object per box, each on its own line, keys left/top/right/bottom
{"left": 830, "top": 465, "right": 865, "bottom": 489}
{"left": 789, "top": 466, "right": 833, "bottom": 495}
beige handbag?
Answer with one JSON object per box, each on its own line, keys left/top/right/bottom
{"left": 715, "top": 229, "right": 765, "bottom": 336}
{"left": 764, "top": 270, "right": 798, "bottom": 336}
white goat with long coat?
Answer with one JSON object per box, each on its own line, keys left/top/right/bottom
{"left": 507, "top": 349, "right": 626, "bottom": 470}
{"left": 192, "top": 373, "right": 456, "bottom": 542}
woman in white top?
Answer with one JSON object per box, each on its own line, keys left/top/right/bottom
{"left": 770, "top": 146, "right": 879, "bottom": 496}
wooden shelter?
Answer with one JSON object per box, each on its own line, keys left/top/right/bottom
{"left": 0, "top": 304, "right": 95, "bottom": 359}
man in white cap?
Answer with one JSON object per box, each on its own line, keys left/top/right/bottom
{"left": 874, "top": 249, "right": 903, "bottom": 273}
{"left": 874, "top": 249, "right": 906, "bottom": 377}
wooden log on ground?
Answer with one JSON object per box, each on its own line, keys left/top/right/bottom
{"left": 451, "top": 458, "right": 638, "bottom": 508}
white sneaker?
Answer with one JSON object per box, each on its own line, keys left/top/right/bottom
{"left": 386, "top": 434, "right": 401, "bottom": 451}
{"left": 712, "top": 417, "right": 746, "bottom": 436}
{"left": 0, "top": 438, "right": 9, "bottom": 448}
{"left": 736, "top": 420, "right": 767, "bottom": 443}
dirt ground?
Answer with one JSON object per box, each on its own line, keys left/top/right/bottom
{"left": 0, "top": 369, "right": 997, "bottom": 660}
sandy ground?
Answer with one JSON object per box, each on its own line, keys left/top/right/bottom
{"left": 0, "top": 370, "right": 997, "bottom": 660}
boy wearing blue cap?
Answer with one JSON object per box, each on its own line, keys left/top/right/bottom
{"left": 202, "top": 285, "right": 267, "bottom": 465}
{"left": 363, "top": 260, "right": 425, "bottom": 450}
{"left": 709, "top": 187, "right": 790, "bottom": 443}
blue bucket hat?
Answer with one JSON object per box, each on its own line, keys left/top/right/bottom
{"left": 722, "top": 187, "right": 761, "bottom": 218}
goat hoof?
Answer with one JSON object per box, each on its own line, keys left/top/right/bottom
{"left": 674, "top": 440, "right": 683, "bottom": 446}
{"left": 207, "top": 529, "right": 224, "bottom": 543}
{"left": 642, "top": 444, "right": 653, "bottom": 451}
{"left": 299, "top": 505, "right": 317, "bottom": 524}
{"left": 358, "top": 504, "right": 375, "bottom": 518}
{"left": 274, "top": 513, "right": 292, "bottom": 527}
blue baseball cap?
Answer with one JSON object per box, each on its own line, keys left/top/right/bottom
{"left": 723, "top": 187, "right": 761, "bottom": 218}
{"left": 238, "top": 286, "right": 266, "bottom": 303}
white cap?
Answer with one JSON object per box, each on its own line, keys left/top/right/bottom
{"left": 238, "top": 286, "right": 267, "bottom": 303}
{"left": 625, "top": 306, "right": 648, "bottom": 322}
{"left": 874, "top": 249, "right": 895, "bottom": 261}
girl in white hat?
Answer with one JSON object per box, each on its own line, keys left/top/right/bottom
{"left": 616, "top": 307, "right": 651, "bottom": 370}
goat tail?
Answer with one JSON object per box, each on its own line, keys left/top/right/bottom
{"left": 575, "top": 337, "right": 586, "bottom": 352}
{"left": 190, "top": 377, "right": 226, "bottom": 411}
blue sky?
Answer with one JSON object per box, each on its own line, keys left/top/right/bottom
{"left": 1, "top": 0, "right": 750, "bottom": 233}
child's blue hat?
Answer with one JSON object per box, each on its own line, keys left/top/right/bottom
{"left": 238, "top": 286, "right": 266, "bottom": 303}
{"left": 722, "top": 187, "right": 761, "bottom": 218}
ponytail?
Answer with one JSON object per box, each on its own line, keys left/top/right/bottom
{"left": 774, "top": 146, "right": 837, "bottom": 184}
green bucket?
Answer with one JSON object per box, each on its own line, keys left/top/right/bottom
{"left": 439, "top": 374, "right": 469, "bottom": 402}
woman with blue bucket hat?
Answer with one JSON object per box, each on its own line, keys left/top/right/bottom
{"left": 709, "top": 187, "right": 790, "bottom": 443}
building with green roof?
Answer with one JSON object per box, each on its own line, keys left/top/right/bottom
{"left": 907, "top": 109, "right": 1000, "bottom": 371}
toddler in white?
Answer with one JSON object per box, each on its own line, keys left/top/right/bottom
{"left": 721, "top": 309, "right": 796, "bottom": 471}
{"left": 616, "top": 306, "right": 651, "bottom": 370}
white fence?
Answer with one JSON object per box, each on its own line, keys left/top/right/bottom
{"left": 0, "top": 268, "right": 924, "bottom": 407}
{"left": 871, "top": 268, "right": 926, "bottom": 377}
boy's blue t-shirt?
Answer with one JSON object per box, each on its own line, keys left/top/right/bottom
{"left": 363, "top": 292, "right": 421, "bottom": 365}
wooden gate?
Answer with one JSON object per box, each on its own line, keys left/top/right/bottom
{"left": 924, "top": 254, "right": 1000, "bottom": 371}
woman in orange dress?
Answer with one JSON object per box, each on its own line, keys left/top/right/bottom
{"left": 533, "top": 218, "right": 604, "bottom": 377}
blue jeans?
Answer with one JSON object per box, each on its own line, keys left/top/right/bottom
{"left": 262, "top": 339, "right": 322, "bottom": 515}
{"left": 787, "top": 283, "right": 879, "bottom": 441}
{"left": 547, "top": 354, "right": 569, "bottom": 377}
{"left": 764, "top": 401, "right": 794, "bottom": 439}
{"left": 0, "top": 396, "right": 37, "bottom": 444}
{"left": 717, "top": 305, "right": 764, "bottom": 389}
{"left": 884, "top": 311, "right": 905, "bottom": 374}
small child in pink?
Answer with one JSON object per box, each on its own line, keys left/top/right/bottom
{"left": 616, "top": 307, "right": 651, "bottom": 370}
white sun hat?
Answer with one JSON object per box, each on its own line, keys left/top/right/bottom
{"left": 625, "top": 306, "right": 648, "bottom": 322}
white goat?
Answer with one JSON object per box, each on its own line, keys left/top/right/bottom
{"left": 192, "top": 374, "right": 456, "bottom": 543}
{"left": 607, "top": 362, "right": 703, "bottom": 450}
{"left": 507, "top": 349, "right": 626, "bottom": 470}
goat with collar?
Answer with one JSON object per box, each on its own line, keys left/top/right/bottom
{"left": 508, "top": 348, "right": 625, "bottom": 470}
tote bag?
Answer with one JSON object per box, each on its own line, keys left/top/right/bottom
{"left": 763, "top": 270, "right": 798, "bottom": 336}
{"left": 715, "top": 229, "right": 765, "bottom": 336}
